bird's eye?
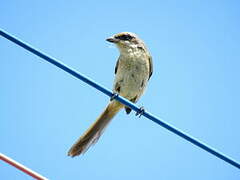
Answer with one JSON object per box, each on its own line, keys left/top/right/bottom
{"left": 115, "top": 34, "right": 133, "bottom": 41}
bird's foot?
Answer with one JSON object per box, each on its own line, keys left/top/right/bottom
{"left": 136, "top": 106, "right": 145, "bottom": 118}
{"left": 110, "top": 93, "right": 119, "bottom": 101}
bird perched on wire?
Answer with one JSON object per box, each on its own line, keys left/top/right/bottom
{"left": 68, "top": 32, "right": 153, "bottom": 157}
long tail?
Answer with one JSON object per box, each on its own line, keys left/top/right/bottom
{"left": 68, "top": 100, "right": 123, "bottom": 157}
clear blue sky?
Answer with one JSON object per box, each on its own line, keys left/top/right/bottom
{"left": 1, "top": 0, "right": 240, "bottom": 179}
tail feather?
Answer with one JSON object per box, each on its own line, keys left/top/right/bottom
{"left": 68, "top": 101, "right": 123, "bottom": 157}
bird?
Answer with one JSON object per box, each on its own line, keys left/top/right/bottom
{"left": 68, "top": 32, "right": 153, "bottom": 157}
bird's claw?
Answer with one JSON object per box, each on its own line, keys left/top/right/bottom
{"left": 110, "top": 93, "right": 119, "bottom": 101}
{"left": 136, "top": 106, "right": 145, "bottom": 117}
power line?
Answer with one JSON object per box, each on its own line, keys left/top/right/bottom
{"left": 1, "top": 29, "right": 239, "bottom": 170}
{"left": 0, "top": 153, "right": 48, "bottom": 180}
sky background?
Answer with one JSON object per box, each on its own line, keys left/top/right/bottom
{"left": 1, "top": 0, "right": 240, "bottom": 179}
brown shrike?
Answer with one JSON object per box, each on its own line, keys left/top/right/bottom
{"left": 68, "top": 32, "right": 153, "bottom": 157}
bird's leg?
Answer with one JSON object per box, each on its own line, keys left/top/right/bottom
{"left": 136, "top": 106, "right": 145, "bottom": 118}
{"left": 110, "top": 93, "right": 119, "bottom": 101}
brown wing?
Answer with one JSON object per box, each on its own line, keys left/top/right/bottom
{"left": 115, "top": 58, "right": 120, "bottom": 74}
{"left": 148, "top": 56, "right": 153, "bottom": 80}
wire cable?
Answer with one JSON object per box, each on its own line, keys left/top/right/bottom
{"left": 0, "top": 153, "right": 48, "bottom": 180}
{"left": 1, "top": 29, "right": 239, "bottom": 170}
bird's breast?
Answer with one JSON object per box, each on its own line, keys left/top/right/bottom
{"left": 113, "top": 52, "right": 149, "bottom": 100}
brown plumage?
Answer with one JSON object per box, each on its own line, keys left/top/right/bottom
{"left": 68, "top": 32, "right": 153, "bottom": 157}
{"left": 68, "top": 101, "right": 123, "bottom": 157}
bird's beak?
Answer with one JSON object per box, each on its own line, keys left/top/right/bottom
{"left": 106, "top": 37, "right": 118, "bottom": 43}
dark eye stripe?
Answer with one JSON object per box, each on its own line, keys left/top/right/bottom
{"left": 115, "top": 34, "right": 133, "bottom": 41}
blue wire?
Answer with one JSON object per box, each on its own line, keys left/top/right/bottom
{"left": 1, "top": 29, "right": 239, "bottom": 170}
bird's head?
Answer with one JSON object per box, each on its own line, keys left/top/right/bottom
{"left": 106, "top": 32, "right": 146, "bottom": 53}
